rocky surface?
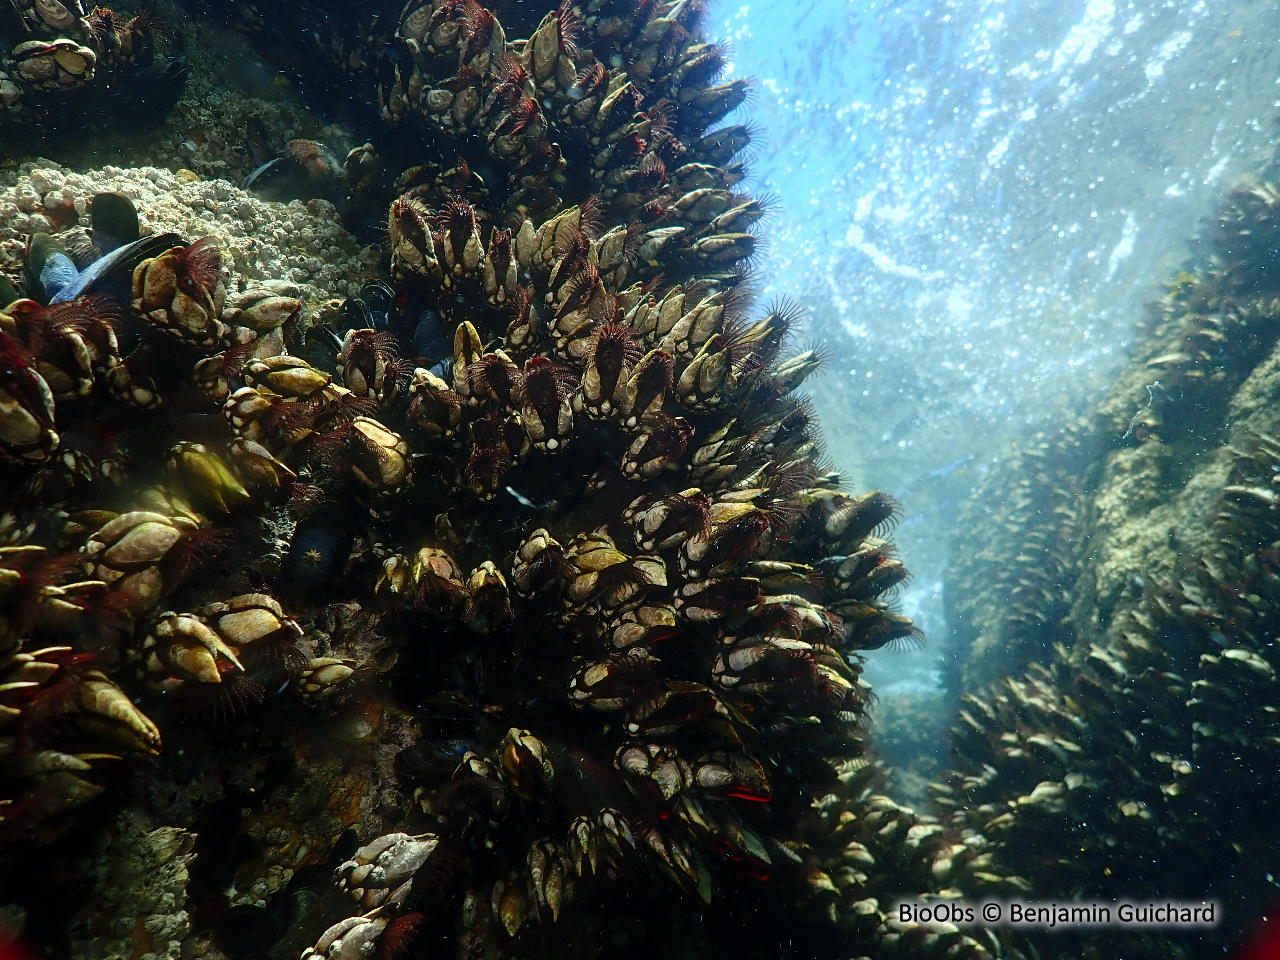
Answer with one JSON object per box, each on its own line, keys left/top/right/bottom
{"left": 68, "top": 815, "right": 196, "bottom": 960}
{"left": 935, "top": 172, "right": 1280, "bottom": 959}
{"left": 0, "top": 162, "right": 376, "bottom": 302}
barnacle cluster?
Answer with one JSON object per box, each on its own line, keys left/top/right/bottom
{"left": 945, "top": 423, "right": 1089, "bottom": 690}
{"left": 0, "top": 237, "right": 348, "bottom": 841}
{"left": 13, "top": 2, "right": 1280, "bottom": 957}
{"left": 934, "top": 176, "right": 1280, "bottom": 957}
{"left": 0, "top": 1, "right": 944, "bottom": 957}
{"left": 0, "top": 545, "right": 162, "bottom": 840}
{"left": 287, "top": 0, "right": 928, "bottom": 951}
{"left": 0, "top": 0, "right": 180, "bottom": 120}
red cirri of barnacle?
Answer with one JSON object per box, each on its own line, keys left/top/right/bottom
{"left": 703, "top": 511, "right": 770, "bottom": 571}
{"left": 18, "top": 295, "right": 121, "bottom": 353}
{"left": 492, "top": 52, "right": 529, "bottom": 94}
{"left": 499, "top": 93, "right": 538, "bottom": 136}
{"left": 158, "top": 527, "right": 233, "bottom": 596}
{"left": 530, "top": 141, "right": 563, "bottom": 181}
{"left": 684, "top": 39, "right": 729, "bottom": 87}
{"left": 177, "top": 664, "right": 268, "bottom": 727}
{"left": 124, "top": 9, "right": 165, "bottom": 44}
{"left": 572, "top": 61, "right": 606, "bottom": 100}
{"left": 211, "top": 340, "right": 257, "bottom": 382}
{"left": 640, "top": 490, "right": 712, "bottom": 548}
{"left": 572, "top": 653, "right": 664, "bottom": 711}
{"left": 767, "top": 397, "right": 818, "bottom": 445}
{"left": 848, "top": 559, "right": 910, "bottom": 603}
{"left": 555, "top": 0, "right": 581, "bottom": 57}
{"left": 615, "top": 133, "right": 647, "bottom": 169}
{"left": 177, "top": 237, "right": 222, "bottom": 298}
{"left": 466, "top": 415, "right": 512, "bottom": 499}
{"left": 630, "top": 152, "right": 668, "bottom": 197}
{"left": 391, "top": 195, "right": 430, "bottom": 241}
{"left": 629, "top": 413, "right": 692, "bottom": 471}
{"left": 521, "top": 356, "right": 575, "bottom": 422}
{"left": 441, "top": 63, "right": 481, "bottom": 93}
{"left": 588, "top": 322, "right": 641, "bottom": 396}
{"left": 657, "top": 19, "right": 688, "bottom": 63}
{"left": 262, "top": 392, "right": 324, "bottom": 448}
{"left": 347, "top": 328, "right": 400, "bottom": 369}
{"left": 84, "top": 6, "right": 119, "bottom": 42}
{"left": 588, "top": 559, "right": 659, "bottom": 610}
{"left": 459, "top": 0, "right": 494, "bottom": 54}
{"left": 440, "top": 195, "right": 480, "bottom": 261}
{"left": 556, "top": 264, "right": 601, "bottom": 318}
{"left": 506, "top": 283, "right": 531, "bottom": 322}
{"left": 816, "top": 665, "right": 863, "bottom": 715}
{"left": 554, "top": 226, "right": 591, "bottom": 279}
{"left": 378, "top": 913, "right": 424, "bottom": 960}
{"left": 470, "top": 352, "right": 523, "bottom": 408}
{"left": 761, "top": 461, "right": 819, "bottom": 536}
{"left": 745, "top": 600, "right": 805, "bottom": 640}
{"left": 487, "top": 227, "right": 512, "bottom": 273}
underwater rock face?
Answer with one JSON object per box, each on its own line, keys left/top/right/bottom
{"left": 938, "top": 176, "right": 1280, "bottom": 957}
{"left": 0, "top": 2, "right": 1007, "bottom": 959}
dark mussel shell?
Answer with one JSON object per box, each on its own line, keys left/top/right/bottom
{"left": 409, "top": 306, "right": 450, "bottom": 368}
{"left": 394, "top": 737, "right": 478, "bottom": 781}
{"left": 336, "top": 279, "right": 396, "bottom": 334}
{"left": 88, "top": 192, "right": 140, "bottom": 255}
{"left": 52, "top": 232, "right": 184, "bottom": 304}
{"left": 277, "top": 504, "right": 356, "bottom": 602}
{"left": 298, "top": 322, "right": 344, "bottom": 375}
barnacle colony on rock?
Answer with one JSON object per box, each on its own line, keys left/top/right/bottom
{"left": 930, "top": 177, "right": 1280, "bottom": 957}
{"left": 0, "top": 0, "right": 182, "bottom": 119}
{"left": 0, "top": 0, "right": 924, "bottom": 956}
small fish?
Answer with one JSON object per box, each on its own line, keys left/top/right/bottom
{"left": 244, "top": 140, "right": 344, "bottom": 204}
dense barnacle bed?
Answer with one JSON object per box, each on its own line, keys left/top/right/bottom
{"left": 931, "top": 177, "right": 1280, "bottom": 959}
{"left": 18, "top": 3, "right": 1280, "bottom": 959}
{"left": 0, "top": 1, "right": 941, "bottom": 957}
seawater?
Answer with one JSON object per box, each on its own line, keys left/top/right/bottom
{"left": 711, "top": 0, "right": 1280, "bottom": 697}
